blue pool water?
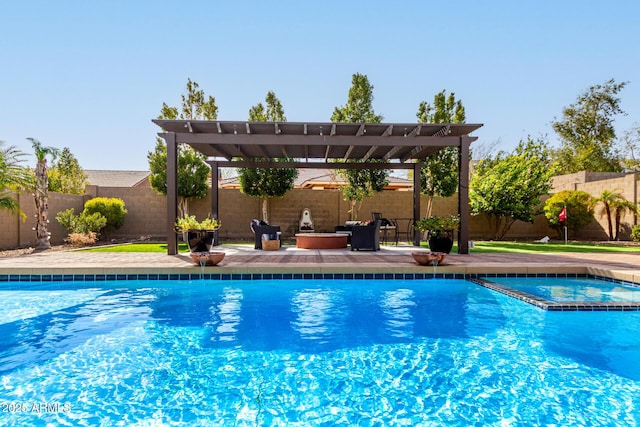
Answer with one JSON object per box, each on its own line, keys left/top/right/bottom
{"left": 488, "top": 276, "right": 640, "bottom": 302}
{"left": 1, "top": 278, "right": 640, "bottom": 426}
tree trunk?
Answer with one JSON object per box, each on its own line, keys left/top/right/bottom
{"left": 605, "top": 205, "right": 613, "bottom": 240}
{"left": 262, "top": 197, "right": 268, "bottom": 223}
{"left": 614, "top": 210, "right": 621, "bottom": 241}
{"left": 426, "top": 195, "right": 434, "bottom": 218}
{"left": 178, "top": 197, "right": 188, "bottom": 219}
{"left": 34, "top": 160, "right": 51, "bottom": 250}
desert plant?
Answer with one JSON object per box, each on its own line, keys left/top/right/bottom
{"left": 65, "top": 232, "right": 99, "bottom": 246}
{"left": 174, "top": 215, "right": 220, "bottom": 233}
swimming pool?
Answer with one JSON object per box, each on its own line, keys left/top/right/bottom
{"left": 1, "top": 278, "right": 639, "bottom": 425}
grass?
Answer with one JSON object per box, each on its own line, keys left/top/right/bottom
{"left": 466, "top": 241, "right": 640, "bottom": 253}
{"left": 80, "top": 243, "right": 191, "bottom": 253}
{"left": 79, "top": 240, "right": 639, "bottom": 253}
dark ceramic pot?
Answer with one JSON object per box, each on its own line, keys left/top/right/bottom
{"left": 428, "top": 235, "right": 454, "bottom": 254}
{"left": 187, "top": 230, "right": 215, "bottom": 253}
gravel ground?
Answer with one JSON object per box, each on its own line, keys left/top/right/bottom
{"left": 0, "top": 244, "right": 75, "bottom": 258}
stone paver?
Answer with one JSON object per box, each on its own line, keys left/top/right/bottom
{"left": 0, "top": 245, "right": 638, "bottom": 281}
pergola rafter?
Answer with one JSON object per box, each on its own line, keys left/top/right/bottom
{"left": 153, "top": 120, "right": 482, "bottom": 255}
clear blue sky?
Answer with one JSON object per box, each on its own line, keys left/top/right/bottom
{"left": 2, "top": 0, "right": 638, "bottom": 171}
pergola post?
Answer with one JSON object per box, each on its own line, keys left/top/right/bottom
{"left": 165, "top": 133, "right": 178, "bottom": 255}
{"left": 458, "top": 136, "right": 471, "bottom": 254}
{"left": 413, "top": 161, "right": 424, "bottom": 246}
{"left": 209, "top": 160, "right": 219, "bottom": 246}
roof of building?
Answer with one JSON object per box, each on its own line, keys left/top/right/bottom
{"left": 85, "top": 170, "right": 150, "bottom": 187}
{"left": 219, "top": 168, "right": 412, "bottom": 190}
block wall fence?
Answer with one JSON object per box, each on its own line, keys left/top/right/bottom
{"left": 1, "top": 173, "right": 637, "bottom": 249}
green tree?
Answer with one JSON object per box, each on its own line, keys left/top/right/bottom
{"left": 248, "top": 91, "right": 286, "bottom": 122}
{"left": 620, "top": 125, "right": 640, "bottom": 172}
{"left": 552, "top": 78, "right": 627, "bottom": 173}
{"left": 0, "top": 141, "right": 33, "bottom": 220}
{"left": 331, "top": 73, "right": 388, "bottom": 220}
{"left": 28, "top": 138, "right": 60, "bottom": 250}
{"left": 416, "top": 90, "right": 466, "bottom": 216}
{"left": 469, "top": 137, "right": 555, "bottom": 240}
{"left": 148, "top": 78, "right": 215, "bottom": 217}
{"left": 543, "top": 190, "right": 595, "bottom": 239}
{"left": 47, "top": 147, "right": 88, "bottom": 194}
{"left": 238, "top": 91, "right": 297, "bottom": 222}
{"left": 337, "top": 165, "right": 389, "bottom": 221}
{"left": 331, "top": 73, "right": 383, "bottom": 123}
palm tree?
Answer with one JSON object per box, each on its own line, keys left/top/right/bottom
{"left": 611, "top": 199, "right": 637, "bottom": 240}
{"left": 0, "top": 141, "right": 33, "bottom": 220}
{"left": 28, "top": 138, "right": 60, "bottom": 250}
{"left": 596, "top": 189, "right": 625, "bottom": 240}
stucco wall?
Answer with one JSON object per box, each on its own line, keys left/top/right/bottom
{"left": 0, "top": 191, "right": 85, "bottom": 248}
{"left": 2, "top": 171, "right": 637, "bottom": 249}
{"left": 581, "top": 174, "right": 638, "bottom": 239}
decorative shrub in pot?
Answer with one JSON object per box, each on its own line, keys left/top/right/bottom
{"left": 174, "top": 215, "right": 221, "bottom": 253}
{"left": 414, "top": 215, "right": 460, "bottom": 254}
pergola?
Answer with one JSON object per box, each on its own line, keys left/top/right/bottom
{"left": 153, "top": 120, "right": 482, "bottom": 255}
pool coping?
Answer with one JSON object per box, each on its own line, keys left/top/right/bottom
{"left": 0, "top": 246, "right": 639, "bottom": 293}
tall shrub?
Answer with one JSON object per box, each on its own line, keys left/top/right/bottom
{"left": 543, "top": 190, "right": 594, "bottom": 239}
{"left": 83, "top": 197, "right": 128, "bottom": 238}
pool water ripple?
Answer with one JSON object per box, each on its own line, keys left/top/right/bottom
{"left": 0, "top": 279, "right": 639, "bottom": 426}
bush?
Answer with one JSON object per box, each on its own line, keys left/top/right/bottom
{"left": 632, "top": 225, "right": 640, "bottom": 243}
{"left": 543, "top": 190, "right": 594, "bottom": 239}
{"left": 83, "top": 197, "right": 128, "bottom": 236}
{"left": 78, "top": 212, "right": 108, "bottom": 234}
{"left": 56, "top": 208, "right": 79, "bottom": 233}
{"left": 56, "top": 208, "right": 107, "bottom": 235}
{"left": 65, "top": 232, "right": 98, "bottom": 247}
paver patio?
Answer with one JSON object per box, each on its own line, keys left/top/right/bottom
{"left": 0, "top": 245, "right": 638, "bottom": 283}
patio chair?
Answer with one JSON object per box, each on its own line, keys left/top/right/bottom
{"left": 372, "top": 212, "right": 396, "bottom": 245}
{"left": 250, "top": 220, "right": 281, "bottom": 249}
{"left": 350, "top": 220, "right": 381, "bottom": 251}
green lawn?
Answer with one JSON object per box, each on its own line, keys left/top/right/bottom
{"left": 466, "top": 241, "right": 640, "bottom": 253}
{"left": 80, "top": 243, "right": 191, "bottom": 253}
{"left": 80, "top": 240, "right": 639, "bottom": 253}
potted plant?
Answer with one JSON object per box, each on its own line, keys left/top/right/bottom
{"left": 414, "top": 215, "right": 460, "bottom": 254}
{"left": 174, "top": 215, "right": 221, "bottom": 253}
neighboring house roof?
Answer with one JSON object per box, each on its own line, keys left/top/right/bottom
{"left": 219, "top": 168, "right": 412, "bottom": 190}
{"left": 85, "top": 170, "right": 150, "bottom": 187}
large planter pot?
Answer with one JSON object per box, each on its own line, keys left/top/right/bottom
{"left": 187, "top": 230, "right": 215, "bottom": 253}
{"left": 428, "top": 235, "right": 454, "bottom": 254}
